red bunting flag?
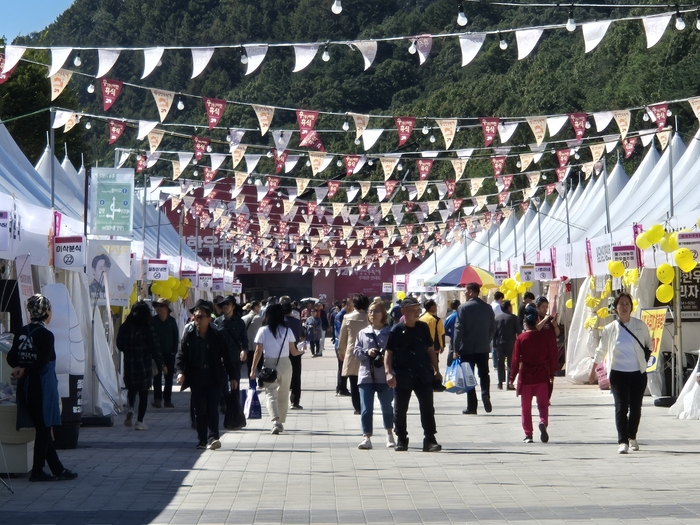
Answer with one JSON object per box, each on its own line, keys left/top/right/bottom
{"left": 500, "top": 175, "right": 513, "bottom": 192}
{"left": 297, "top": 110, "right": 319, "bottom": 137}
{"left": 307, "top": 202, "right": 318, "bottom": 216}
{"left": 648, "top": 104, "right": 668, "bottom": 132}
{"left": 358, "top": 203, "right": 368, "bottom": 218}
{"left": 446, "top": 180, "right": 456, "bottom": 198}
{"left": 622, "top": 137, "right": 637, "bottom": 159}
{"left": 364, "top": 226, "right": 374, "bottom": 238}
{"left": 108, "top": 119, "right": 126, "bottom": 144}
{"left": 498, "top": 192, "right": 510, "bottom": 206}
{"left": 385, "top": 180, "right": 398, "bottom": 195}
{"left": 202, "top": 167, "right": 217, "bottom": 183}
{"left": 417, "top": 159, "right": 433, "bottom": 181}
{"left": 405, "top": 202, "right": 415, "bottom": 213}
{"left": 568, "top": 113, "right": 588, "bottom": 140}
{"left": 479, "top": 117, "right": 500, "bottom": 147}
{"left": 490, "top": 156, "right": 506, "bottom": 178}
{"left": 520, "top": 201, "right": 530, "bottom": 212}
{"left": 273, "top": 149, "right": 288, "bottom": 174}
{"left": 344, "top": 156, "right": 360, "bottom": 177}
{"left": 327, "top": 180, "right": 341, "bottom": 198}
{"left": 101, "top": 79, "right": 123, "bottom": 111}
{"left": 299, "top": 130, "right": 325, "bottom": 151}
{"left": 555, "top": 167, "right": 568, "bottom": 182}
{"left": 266, "top": 176, "right": 281, "bottom": 193}
{"left": 0, "top": 54, "right": 17, "bottom": 84}
{"left": 394, "top": 117, "right": 415, "bottom": 147}
{"left": 136, "top": 155, "right": 146, "bottom": 173}
{"left": 192, "top": 136, "right": 210, "bottom": 161}
{"left": 453, "top": 198, "right": 463, "bottom": 211}
{"left": 556, "top": 149, "right": 570, "bottom": 167}
{"left": 484, "top": 212, "right": 492, "bottom": 224}
{"left": 545, "top": 183, "right": 556, "bottom": 196}
{"left": 203, "top": 97, "right": 227, "bottom": 130}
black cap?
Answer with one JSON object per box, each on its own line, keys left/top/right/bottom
{"left": 216, "top": 295, "right": 237, "bottom": 306}
{"left": 401, "top": 297, "right": 420, "bottom": 308}
{"left": 189, "top": 299, "right": 214, "bottom": 316}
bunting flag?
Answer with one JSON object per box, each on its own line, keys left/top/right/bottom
{"left": 0, "top": 54, "right": 17, "bottom": 84}
{"left": 498, "top": 192, "right": 510, "bottom": 206}
{"left": 50, "top": 69, "right": 72, "bottom": 101}
{"left": 332, "top": 203, "right": 344, "bottom": 218}
{"left": 556, "top": 149, "right": 570, "bottom": 167}
{"left": 282, "top": 200, "right": 295, "bottom": 216}
{"left": 556, "top": 167, "right": 569, "bottom": 182}
{"left": 516, "top": 28, "right": 543, "bottom": 60}
{"left": 327, "top": 180, "right": 341, "bottom": 198}
{"left": 178, "top": 152, "right": 194, "bottom": 170}
{"left": 362, "top": 129, "right": 384, "bottom": 150}
{"left": 296, "top": 178, "right": 310, "bottom": 194}
{"left": 445, "top": 180, "right": 456, "bottom": 199}
{"left": 643, "top": 14, "right": 672, "bottom": 49}
{"left": 622, "top": 137, "right": 637, "bottom": 159}
{"left": 385, "top": 180, "right": 398, "bottom": 196}
{"left": 613, "top": 110, "right": 631, "bottom": 139}
{"left": 231, "top": 145, "right": 246, "bottom": 168}
{"left": 545, "top": 183, "right": 557, "bottom": 196}
{"left": 344, "top": 155, "right": 361, "bottom": 177}
{"left": 192, "top": 136, "right": 210, "bottom": 161}
{"left": 526, "top": 117, "right": 547, "bottom": 146}
{"left": 473, "top": 195, "right": 487, "bottom": 210}
{"left": 381, "top": 202, "right": 392, "bottom": 218}
{"left": 299, "top": 130, "right": 325, "bottom": 151}
{"left": 309, "top": 151, "right": 326, "bottom": 176}
{"left": 297, "top": 110, "right": 319, "bottom": 138}
{"left": 593, "top": 111, "right": 614, "bottom": 132}
{"left": 520, "top": 201, "right": 530, "bottom": 213}
{"left": 108, "top": 120, "right": 126, "bottom": 145}
{"left": 358, "top": 203, "right": 368, "bottom": 218}
{"left": 346, "top": 185, "right": 359, "bottom": 203}
{"left": 202, "top": 167, "right": 217, "bottom": 183}
{"left": 210, "top": 153, "right": 226, "bottom": 172}
{"left": 451, "top": 158, "right": 467, "bottom": 181}
{"left": 48, "top": 47, "right": 72, "bottom": 77}
{"left": 497, "top": 175, "right": 513, "bottom": 193}
{"left": 526, "top": 172, "right": 540, "bottom": 188}
{"left": 349, "top": 113, "right": 369, "bottom": 139}
{"left": 148, "top": 130, "right": 164, "bottom": 152}
{"left": 688, "top": 97, "right": 700, "bottom": 122}
{"left": 354, "top": 41, "right": 378, "bottom": 71}
{"left": 191, "top": 48, "right": 215, "bottom": 79}
{"left": 136, "top": 155, "right": 146, "bottom": 173}
{"left": 459, "top": 34, "right": 485, "bottom": 66}
{"left": 583, "top": 20, "right": 612, "bottom": 53}
{"left": 480, "top": 117, "right": 499, "bottom": 147}
{"left": 141, "top": 47, "right": 164, "bottom": 79}
{"left": 172, "top": 160, "right": 182, "bottom": 181}
{"left": 244, "top": 44, "right": 268, "bottom": 75}
{"left": 171, "top": 193, "right": 182, "bottom": 210}
{"left": 266, "top": 176, "right": 281, "bottom": 194}
{"left": 468, "top": 177, "right": 485, "bottom": 195}
{"left": 359, "top": 181, "right": 371, "bottom": 198}
{"left": 293, "top": 44, "right": 319, "bottom": 72}
{"left": 581, "top": 162, "right": 595, "bottom": 179}
{"left": 436, "top": 119, "right": 457, "bottom": 149}
{"left": 649, "top": 103, "right": 668, "bottom": 132}
{"left": 1, "top": 46, "right": 25, "bottom": 76}
{"left": 151, "top": 89, "right": 175, "bottom": 122}
{"left": 490, "top": 156, "right": 506, "bottom": 178}
{"left": 393, "top": 117, "right": 415, "bottom": 147}
{"left": 253, "top": 105, "right": 274, "bottom": 135}
{"left": 273, "top": 149, "right": 288, "bottom": 174}
{"left": 547, "top": 115, "right": 568, "bottom": 138}
{"left": 203, "top": 97, "right": 226, "bottom": 129}
{"left": 656, "top": 129, "right": 671, "bottom": 150}
{"left": 569, "top": 113, "right": 588, "bottom": 140}
{"left": 590, "top": 143, "right": 606, "bottom": 162}
{"left": 417, "top": 159, "right": 433, "bottom": 181}
{"left": 416, "top": 35, "right": 432, "bottom": 64}
{"left": 380, "top": 157, "right": 399, "bottom": 180}
{"left": 137, "top": 120, "right": 158, "bottom": 140}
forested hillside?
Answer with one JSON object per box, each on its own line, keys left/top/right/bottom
{"left": 1, "top": 0, "right": 699, "bottom": 204}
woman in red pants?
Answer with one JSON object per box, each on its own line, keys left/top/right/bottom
{"left": 510, "top": 306, "right": 559, "bottom": 443}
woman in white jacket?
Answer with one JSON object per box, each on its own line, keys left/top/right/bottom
{"left": 589, "top": 293, "right": 652, "bottom": 454}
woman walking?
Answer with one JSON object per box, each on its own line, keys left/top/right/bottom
{"left": 117, "top": 301, "right": 163, "bottom": 430}
{"left": 353, "top": 299, "right": 395, "bottom": 449}
{"left": 305, "top": 308, "right": 323, "bottom": 357}
{"left": 338, "top": 294, "right": 370, "bottom": 414}
{"left": 510, "top": 307, "right": 558, "bottom": 444}
{"left": 251, "top": 304, "right": 301, "bottom": 434}
{"left": 7, "top": 294, "right": 78, "bottom": 482}
{"left": 589, "top": 293, "right": 652, "bottom": 454}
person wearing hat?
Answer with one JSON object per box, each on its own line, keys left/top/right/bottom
{"left": 214, "top": 295, "right": 246, "bottom": 411}
{"left": 176, "top": 299, "right": 238, "bottom": 450}
{"left": 117, "top": 301, "right": 164, "bottom": 430}
{"left": 7, "top": 294, "right": 78, "bottom": 482}
{"left": 385, "top": 296, "right": 442, "bottom": 452}
{"left": 151, "top": 298, "right": 179, "bottom": 408}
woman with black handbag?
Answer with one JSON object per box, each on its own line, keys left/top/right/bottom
{"left": 251, "top": 304, "right": 301, "bottom": 434}
{"left": 589, "top": 293, "right": 653, "bottom": 454}
{"left": 353, "top": 299, "right": 395, "bottom": 450}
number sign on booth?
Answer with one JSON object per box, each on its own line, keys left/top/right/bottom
{"left": 146, "top": 259, "right": 168, "bottom": 281}
{"left": 520, "top": 264, "right": 534, "bottom": 283}
{"left": 382, "top": 282, "right": 393, "bottom": 293}
{"left": 612, "top": 245, "right": 638, "bottom": 269}
{"left": 494, "top": 272, "right": 508, "bottom": 286}
{"left": 534, "top": 263, "right": 553, "bottom": 281}
{"left": 54, "top": 236, "right": 85, "bottom": 269}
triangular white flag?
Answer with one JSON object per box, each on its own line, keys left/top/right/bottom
{"left": 643, "top": 15, "right": 672, "bottom": 49}
{"left": 191, "top": 48, "right": 215, "bottom": 79}
{"left": 146, "top": 152, "right": 161, "bottom": 168}
{"left": 245, "top": 154, "right": 261, "bottom": 174}
{"left": 117, "top": 151, "right": 130, "bottom": 168}
{"left": 377, "top": 186, "right": 387, "bottom": 201}
{"left": 48, "top": 47, "right": 72, "bottom": 77}
{"left": 256, "top": 184, "right": 268, "bottom": 202}
{"left": 178, "top": 152, "right": 194, "bottom": 168}
{"left": 137, "top": 121, "right": 159, "bottom": 141}
{"left": 362, "top": 129, "right": 384, "bottom": 151}
{"left": 354, "top": 41, "right": 378, "bottom": 70}
{"left": 272, "top": 130, "right": 293, "bottom": 153}
{"left": 593, "top": 111, "right": 614, "bottom": 132}
{"left": 293, "top": 44, "right": 319, "bottom": 72}
{"left": 456, "top": 148, "right": 475, "bottom": 159}
{"left": 516, "top": 29, "right": 543, "bottom": 60}
{"left": 210, "top": 153, "right": 226, "bottom": 172}
{"left": 52, "top": 110, "right": 74, "bottom": 129}
{"left": 285, "top": 155, "right": 300, "bottom": 173}
{"left": 96, "top": 49, "right": 120, "bottom": 78}
{"left": 498, "top": 122, "right": 518, "bottom": 143}
{"left": 346, "top": 186, "right": 360, "bottom": 203}
{"left": 228, "top": 129, "right": 245, "bottom": 148}
{"left": 319, "top": 156, "right": 334, "bottom": 173}
{"left": 2, "top": 46, "right": 25, "bottom": 74}
{"left": 142, "top": 47, "right": 164, "bottom": 79}
{"left": 640, "top": 129, "right": 656, "bottom": 147}
{"left": 459, "top": 34, "right": 485, "bottom": 66}
{"left": 546, "top": 115, "right": 569, "bottom": 138}
{"left": 582, "top": 20, "right": 612, "bottom": 53}
{"left": 244, "top": 44, "right": 268, "bottom": 75}
{"left": 416, "top": 35, "right": 432, "bottom": 65}
{"left": 315, "top": 187, "right": 328, "bottom": 204}
{"left": 604, "top": 135, "right": 620, "bottom": 153}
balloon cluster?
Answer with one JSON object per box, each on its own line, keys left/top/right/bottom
{"left": 396, "top": 291, "right": 406, "bottom": 300}
{"left": 499, "top": 272, "right": 532, "bottom": 302}
{"left": 151, "top": 277, "right": 192, "bottom": 302}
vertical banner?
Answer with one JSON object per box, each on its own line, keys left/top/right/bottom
{"left": 15, "top": 254, "right": 34, "bottom": 325}
{"left": 87, "top": 240, "right": 132, "bottom": 306}
{"left": 89, "top": 168, "right": 134, "bottom": 236}
{"left": 641, "top": 308, "right": 666, "bottom": 373}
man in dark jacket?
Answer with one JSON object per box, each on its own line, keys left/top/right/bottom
{"left": 454, "top": 282, "right": 496, "bottom": 415}
{"left": 177, "top": 300, "right": 238, "bottom": 450}
{"left": 152, "top": 298, "right": 179, "bottom": 408}
{"left": 281, "top": 296, "right": 304, "bottom": 409}
{"left": 493, "top": 300, "right": 521, "bottom": 391}
{"left": 518, "top": 292, "right": 536, "bottom": 329}
{"left": 214, "top": 295, "right": 246, "bottom": 413}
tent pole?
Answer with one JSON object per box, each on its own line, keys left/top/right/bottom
{"left": 463, "top": 237, "right": 469, "bottom": 266}
{"left": 178, "top": 206, "right": 183, "bottom": 257}
{"left": 537, "top": 200, "right": 542, "bottom": 251}
{"left": 141, "top": 173, "right": 148, "bottom": 242}
{"left": 524, "top": 213, "right": 527, "bottom": 262}
{"left": 155, "top": 205, "right": 162, "bottom": 258}
{"left": 49, "top": 110, "right": 55, "bottom": 209}
{"left": 669, "top": 128, "right": 675, "bottom": 217}
{"left": 602, "top": 160, "right": 612, "bottom": 235}
{"left": 488, "top": 232, "right": 492, "bottom": 268}
{"left": 513, "top": 210, "right": 518, "bottom": 257}
{"left": 498, "top": 226, "right": 502, "bottom": 262}
{"left": 565, "top": 183, "right": 571, "bottom": 244}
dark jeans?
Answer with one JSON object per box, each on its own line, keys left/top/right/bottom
{"left": 191, "top": 371, "right": 220, "bottom": 443}
{"left": 127, "top": 387, "right": 149, "bottom": 422}
{"left": 336, "top": 349, "right": 348, "bottom": 394}
{"left": 348, "top": 375, "right": 361, "bottom": 413}
{"left": 309, "top": 340, "right": 321, "bottom": 356}
{"left": 495, "top": 345, "right": 513, "bottom": 386}
{"left": 609, "top": 370, "right": 647, "bottom": 444}
{"left": 394, "top": 384, "right": 437, "bottom": 442}
{"left": 289, "top": 353, "right": 302, "bottom": 406}
{"left": 462, "top": 352, "right": 490, "bottom": 412}
{"left": 153, "top": 353, "right": 176, "bottom": 403}
{"left": 27, "top": 402, "right": 64, "bottom": 476}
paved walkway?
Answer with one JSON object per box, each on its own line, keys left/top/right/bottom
{"left": 3, "top": 341, "right": 700, "bottom": 524}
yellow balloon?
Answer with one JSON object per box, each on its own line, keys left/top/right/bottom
{"left": 647, "top": 224, "right": 665, "bottom": 244}
{"left": 524, "top": 281, "right": 533, "bottom": 288}
{"left": 656, "top": 284, "right": 674, "bottom": 303}
{"left": 675, "top": 248, "right": 693, "bottom": 265}
{"left": 168, "top": 290, "right": 179, "bottom": 302}
{"left": 565, "top": 298, "right": 573, "bottom": 309}
{"left": 515, "top": 272, "right": 521, "bottom": 283}
{"left": 151, "top": 282, "right": 163, "bottom": 296}
{"left": 656, "top": 263, "right": 675, "bottom": 284}
{"left": 166, "top": 276, "right": 179, "bottom": 289}
{"left": 179, "top": 287, "right": 189, "bottom": 299}
{"left": 697, "top": 217, "right": 700, "bottom": 229}
{"left": 680, "top": 260, "right": 698, "bottom": 274}
{"left": 635, "top": 233, "right": 652, "bottom": 250}
{"left": 505, "top": 290, "right": 518, "bottom": 301}
{"left": 517, "top": 283, "right": 527, "bottom": 294}
{"left": 659, "top": 234, "right": 678, "bottom": 254}
{"left": 607, "top": 260, "right": 625, "bottom": 278}
{"left": 503, "top": 278, "right": 516, "bottom": 290}
{"left": 396, "top": 291, "right": 406, "bottom": 300}
{"left": 182, "top": 278, "right": 193, "bottom": 288}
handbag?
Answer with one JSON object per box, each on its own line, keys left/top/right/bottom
{"left": 243, "top": 388, "right": 262, "bottom": 419}
{"left": 617, "top": 321, "right": 652, "bottom": 362}
{"left": 223, "top": 390, "right": 246, "bottom": 430}
{"left": 258, "top": 328, "right": 288, "bottom": 386}
{"left": 443, "top": 359, "right": 467, "bottom": 394}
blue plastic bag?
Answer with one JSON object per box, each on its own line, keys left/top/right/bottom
{"left": 443, "top": 359, "right": 467, "bottom": 394}
{"left": 244, "top": 388, "right": 262, "bottom": 419}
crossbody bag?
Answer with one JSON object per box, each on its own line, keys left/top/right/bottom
{"left": 617, "top": 321, "right": 652, "bottom": 362}
{"left": 258, "top": 328, "right": 288, "bottom": 385}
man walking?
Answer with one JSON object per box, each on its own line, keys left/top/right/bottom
{"left": 493, "top": 300, "right": 521, "bottom": 390}
{"left": 280, "top": 296, "right": 304, "bottom": 410}
{"left": 419, "top": 299, "right": 445, "bottom": 361}
{"left": 454, "top": 283, "right": 496, "bottom": 415}
{"left": 443, "top": 299, "right": 460, "bottom": 367}
{"left": 214, "top": 295, "right": 247, "bottom": 413}
{"left": 241, "top": 301, "right": 263, "bottom": 381}
{"left": 152, "top": 298, "right": 179, "bottom": 408}
{"left": 386, "top": 297, "right": 442, "bottom": 452}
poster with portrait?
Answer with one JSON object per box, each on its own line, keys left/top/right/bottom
{"left": 87, "top": 240, "right": 132, "bottom": 306}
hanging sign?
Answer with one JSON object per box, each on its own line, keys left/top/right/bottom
{"left": 494, "top": 271, "right": 508, "bottom": 286}
{"left": 677, "top": 232, "right": 700, "bottom": 264}
{"left": 520, "top": 264, "right": 535, "bottom": 283}
{"left": 0, "top": 211, "right": 9, "bottom": 251}
{"left": 382, "top": 282, "right": 393, "bottom": 293}
{"left": 54, "top": 236, "right": 85, "bottom": 269}
{"left": 534, "top": 262, "right": 553, "bottom": 281}
{"left": 90, "top": 168, "right": 134, "bottom": 236}
{"left": 181, "top": 269, "right": 198, "bottom": 288}
{"left": 232, "top": 282, "right": 243, "bottom": 294}
{"left": 198, "top": 273, "right": 212, "bottom": 290}
{"left": 146, "top": 259, "right": 169, "bottom": 281}
{"left": 612, "top": 245, "right": 638, "bottom": 269}
{"left": 212, "top": 277, "right": 225, "bottom": 292}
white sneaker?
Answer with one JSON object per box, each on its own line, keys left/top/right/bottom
{"left": 618, "top": 443, "right": 629, "bottom": 454}
{"left": 134, "top": 421, "right": 148, "bottom": 431}
{"left": 208, "top": 439, "right": 221, "bottom": 450}
{"left": 270, "top": 421, "right": 283, "bottom": 435}
{"left": 358, "top": 436, "right": 372, "bottom": 450}
{"left": 629, "top": 439, "right": 639, "bottom": 451}
{"left": 386, "top": 434, "right": 396, "bottom": 449}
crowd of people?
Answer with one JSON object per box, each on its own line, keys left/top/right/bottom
{"left": 6, "top": 283, "right": 653, "bottom": 481}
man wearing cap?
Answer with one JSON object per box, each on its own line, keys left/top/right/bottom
{"left": 177, "top": 300, "right": 238, "bottom": 450}
{"left": 152, "top": 298, "right": 179, "bottom": 408}
{"left": 214, "top": 295, "right": 247, "bottom": 411}
{"left": 454, "top": 282, "right": 497, "bottom": 415}
{"left": 385, "top": 297, "right": 442, "bottom": 452}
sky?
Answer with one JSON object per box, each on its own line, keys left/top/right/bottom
{"left": 0, "top": 0, "right": 75, "bottom": 40}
